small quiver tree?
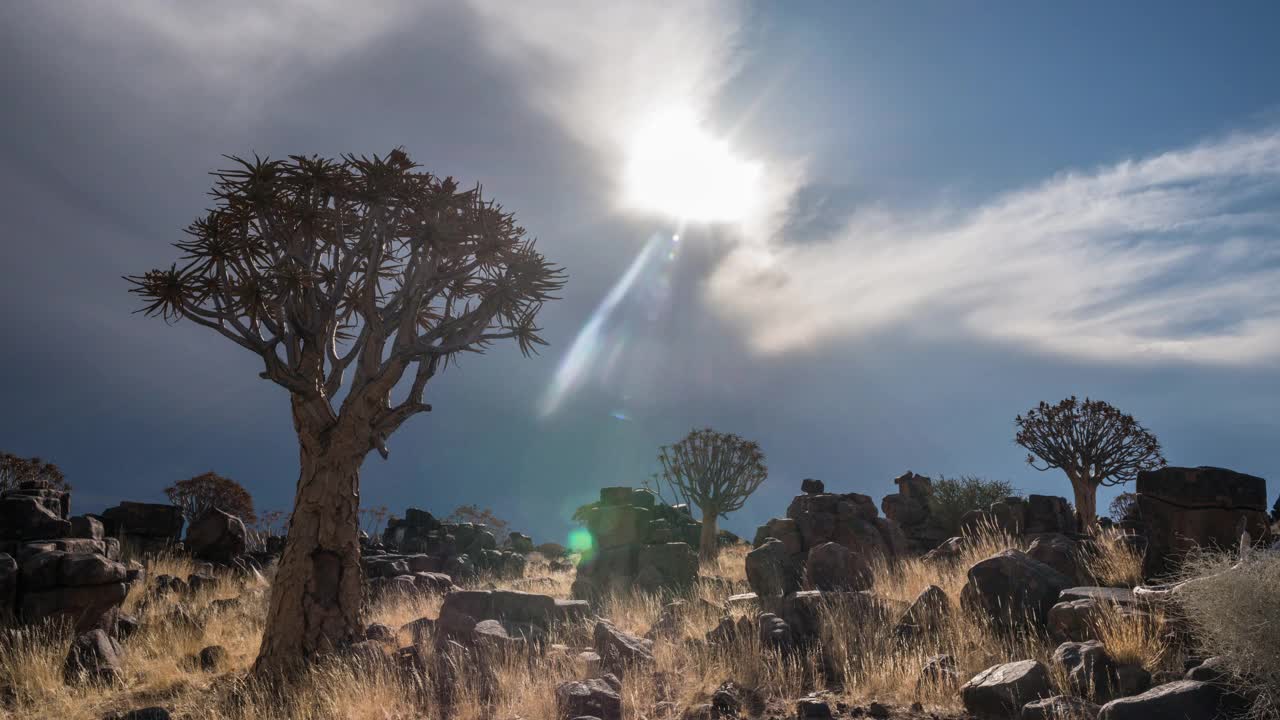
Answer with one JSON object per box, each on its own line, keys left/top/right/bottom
{"left": 164, "top": 471, "right": 257, "bottom": 525}
{"left": 127, "top": 150, "right": 564, "bottom": 676}
{"left": 1015, "top": 396, "right": 1165, "bottom": 531}
{"left": 649, "top": 428, "right": 767, "bottom": 563}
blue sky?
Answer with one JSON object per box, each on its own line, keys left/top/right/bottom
{"left": 2, "top": 2, "right": 1277, "bottom": 546}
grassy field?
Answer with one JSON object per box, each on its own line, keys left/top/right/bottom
{"left": 1, "top": 528, "right": 1180, "bottom": 720}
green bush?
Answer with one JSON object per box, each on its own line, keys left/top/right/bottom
{"left": 928, "top": 475, "right": 1017, "bottom": 537}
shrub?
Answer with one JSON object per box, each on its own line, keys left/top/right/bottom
{"left": 1176, "top": 550, "right": 1280, "bottom": 719}
{"left": 0, "top": 452, "right": 68, "bottom": 492}
{"left": 928, "top": 475, "right": 1017, "bottom": 537}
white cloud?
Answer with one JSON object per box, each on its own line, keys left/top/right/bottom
{"left": 707, "top": 129, "right": 1280, "bottom": 364}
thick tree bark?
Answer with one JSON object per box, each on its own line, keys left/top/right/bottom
{"left": 1070, "top": 476, "right": 1099, "bottom": 533}
{"left": 699, "top": 511, "right": 719, "bottom": 564}
{"left": 253, "top": 425, "right": 365, "bottom": 678}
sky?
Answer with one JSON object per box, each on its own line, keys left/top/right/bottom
{"left": 2, "top": 2, "right": 1278, "bottom": 546}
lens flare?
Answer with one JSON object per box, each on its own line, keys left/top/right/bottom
{"left": 567, "top": 528, "right": 595, "bottom": 555}
{"left": 538, "top": 233, "right": 672, "bottom": 417}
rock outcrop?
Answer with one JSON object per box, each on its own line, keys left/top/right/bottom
{"left": 99, "top": 501, "right": 184, "bottom": 555}
{"left": 1130, "top": 466, "right": 1270, "bottom": 576}
{"left": 571, "top": 487, "right": 699, "bottom": 600}
{"left": 377, "top": 507, "right": 526, "bottom": 583}
{"left": 880, "top": 471, "right": 949, "bottom": 554}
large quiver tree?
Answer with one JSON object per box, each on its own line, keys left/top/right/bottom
{"left": 1014, "top": 396, "right": 1165, "bottom": 531}
{"left": 650, "top": 428, "right": 767, "bottom": 563}
{"left": 127, "top": 150, "right": 563, "bottom": 676}
{"left": 164, "top": 471, "right": 257, "bottom": 525}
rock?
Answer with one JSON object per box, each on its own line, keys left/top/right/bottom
{"left": 185, "top": 508, "right": 246, "bottom": 563}
{"left": 1052, "top": 641, "right": 1117, "bottom": 700}
{"left": 758, "top": 613, "right": 793, "bottom": 652}
{"left": 1027, "top": 534, "right": 1082, "bottom": 583}
{"left": 634, "top": 543, "right": 698, "bottom": 594}
{"left": 64, "top": 629, "right": 124, "bottom": 685}
{"left": 1048, "top": 599, "right": 1101, "bottom": 642}
{"left": 364, "top": 623, "right": 397, "bottom": 644}
{"left": 894, "top": 584, "right": 950, "bottom": 640}
{"left": 1185, "top": 656, "right": 1231, "bottom": 684}
{"left": 1134, "top": 466, "right": 1270, "bottom": 576}
{"left": 0, "top": 495, "right": 71, "bottom": 540}
{"left": 556, "top": 677, "right": 622, "bottom": 720}
{"left": 1097, "top": 680, "right": 1224, "bottom": 720}
{"left": 1024, "top": 495, "right": 1076, "bottom": 534}
{"left": 960, "top": 550, "right": 1073, "bottom": 628}
{"left": 1020, "top": 695, "right": 1101, "bottom": 720}
{"left": 881, "top": 471, "right": 950, "bottom": 553}
{"left": 961, "top": 660, "right": 1054, "bottom": 719}
{"left": 711, "top": 680, "right": 745, "bottom": 716}
{"left": 796, "top": 698, "right": 834, "bottom": 719}
{"left": 401, "top": 616, "right": 435, "bottom": 644}
{"left": 21, "top": 580, "right": 128, "bottom": 633}
{"left": 801, "top": 478, "right": 825, "bottom": 495}
{"left": 867, "top": 701, "right": 891, "bottom": 717}
{"left": 1059, "top": 587, "right": 1139, "bottom": 605}
{"left": 593, "top": 621, "right": 653, "bottom": 675}
{"left": 0, "top": 553, "right": 16, "bottom": 621}
{"left": 70, "top": 515, "right": 104, "bottom": 540}
{"left": 805, "top": 541, "right": 873, "bottom": 591}
{"left": 99, "top": 502, "right": 183, "bottom": 541}
{"left": 920, "top": 654, "right": 959, "bottom": 687}
{"left": 115, "top": 614, "right": 139, "bottom": 639}
{"left": 706, "top": 615, "right": 753, "bottom": 646}
{"left": 746, "top": 538, "right": 801, "bottom": 597}
{"left": 508, "top": 532, "right": 535, "bottom": 554}
{"left": 197, "top": 644, "right": 227, "bottom": 671}
{"left": 923, "top": 536, "right": 966, "bottom": 563}
{"left": 102, "top": 709, "right": 172, "bottom": 720}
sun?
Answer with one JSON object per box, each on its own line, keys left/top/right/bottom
{"left": 621, "top": 107, "right": 764, "bottom": 224}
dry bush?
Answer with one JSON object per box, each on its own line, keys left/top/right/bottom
{"left": 1176, "top": 550, "right": 1280, "bottom": 719}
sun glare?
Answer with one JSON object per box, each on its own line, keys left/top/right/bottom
{"left": 622, "top": 108, "right": 764, "bottom": 224}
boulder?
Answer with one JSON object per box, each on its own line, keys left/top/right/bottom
{"left": 0, "top": 495, "right": 71, "bottom": 540}
{"left": 1024, "top": 495, "right": 1075, "bottom": 534}
{"left": 961, "top": 660, "right": 1054, "bottom": 719}
{"left": 185, "top": 508, "right": 246, "bottom": 563}
{"left": 960, "top": 550, "right": 1072, "bottom": 628}
{"left": 556, "top": 677, "right": 622, "bottom": 720}
{"left": 752, "top": 517, "right": 803, "bottom": 555}
{"left": 894, "top": 584, "right": 950, "bottom": 640}
{"left": 1027, "top": 534, "right": 1081, "bottom": 583}
{"left": 508, "top": 532, "right": 535, "bottom": 554}
{"left": 196, "top": 644, "right": 228, "bottom": 672}
{"left": 70, "top": 515, "right": 105, "bottom": 540}
{"left": 1052, "top": 640, "right": 1117, "bottom": 700}
{"left": 634, "top": 543, "right": 698, "bottom": 593}
{"left": 1097, "top": 680, "right": 1224, "bottom": 720}
{"left": 801, "top": 478, "right": 825, "bottom": 495}
{"left": 64, "top": 629, "right": 124, "bottom": 685}
{"left": 920, "top": 654, "right": 959, "bottom": 687}
{"left": 796, "top": 698, "right": 834, "bottom": 719}
{"left": 1134, "top": 466, "right": 1270, "bottom": 576}
{"left": 758, "top": 613, "right": 793, "bottom": 652}
{"left": 593, "top": 621, "right": 653, "bottom": 675}
{"left": 745, "top": 538, "right": 801, "bottom": 597}
{"left": 1020, "top": 695, "right": 1101, "bottom": 720}
{"left": 103, "top": 709, "right": 172, "bottom": 720}
{"left": 100, "top": 502, "right": 184, "bottom": 539}
{"left": 805, "top": 541, "right": 873, "bottom": 591}
{"left": 0, "top": 553, "right": 16, "bottom": 621}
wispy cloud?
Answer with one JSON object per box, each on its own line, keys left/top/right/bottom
{"left": 708, "top": 129, "right": 1280, "bottom": 364}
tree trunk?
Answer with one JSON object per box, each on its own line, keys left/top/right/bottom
{"left": 699, "top": 511, "right": 719, "bottom": 564}
{"left": 1070, "top": 476, "right": 1099, "bottom": 533}
{"left": 253, "top": 434, "right": 365, "bottom": 677}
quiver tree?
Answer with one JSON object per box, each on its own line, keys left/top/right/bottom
{"left": 127, "top": 150, "right": 564, "bottom": 676}
{"left": 0, "top": 452, "right": 68, "bottom": 493}
{"left": 649, "top": 428, "right": 767, "bottom": 563}
{"left": 164, "top": 471, "right": 257, "bottom": 524}
{"left": 1015, "top": 396, "right": 1165, "bottom": 530}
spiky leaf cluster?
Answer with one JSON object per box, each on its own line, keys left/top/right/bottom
{"left": 1015, "top": 396, "right": 1165, "bottom": 488}
{"left": 650, "top": 428, "right": 767, "bottom": 519}
{"left": 128, "top": 150, "right": 564, "bottom": 450}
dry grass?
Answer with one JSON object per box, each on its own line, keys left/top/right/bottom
{"left": 1082, "top": 528, "right": 1146, "bottom": 588}
{"left": 1, "top": 532, "right": 1194, "bottom": 720}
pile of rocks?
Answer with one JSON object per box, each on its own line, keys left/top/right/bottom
{"left": 880, "top": 471, "right": 950, "bottom": 554}
{"left": 0, "top": 480, "right": 140, "bottom": 632}
{"left": 571, "top": 487, "right": 700, "bottom": 600}
{"left": 100, "top": 501, "right": 184, "bottom": 555}
{"left": 746, "top": 478, "right": 905, "bottom": 599}
{"left": 958, "top": 493, "right": 1076, "bottom": 538}
{"left": 375, "top": 507, "right": 526, "bottom": 584}
{"left": 1128, "top": 465, "right": 1270, "bottom": 577}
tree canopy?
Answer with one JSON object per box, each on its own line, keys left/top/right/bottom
{"left": 928, "top": 475, "right": 1018, "bottom": 536}
{"left": 650, "top": 428, "right": 767, "bottom": 561}
{"left": 164, "top": 471, "right": 257, "bottom": 524}
{"left": 0, "top": 452, "right": 69, "bottom": 493}
{"left": 1015, "top": 395, "right": 1165, "bottom": 527}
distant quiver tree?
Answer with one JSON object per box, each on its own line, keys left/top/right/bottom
{"left": 0, "top": 452, "right": 68, "bottom": 493}
{"left": 164, "top": 471, "right": 257, "bottom": 524}
{"left": 649, "top": 428, "right": 767, "bottom": 563}
{"left": 127, "top": 150, "right": 564, "bottom": 676}
{"left": 1015, "top": 396, "right": 1165, "bottom": 530}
